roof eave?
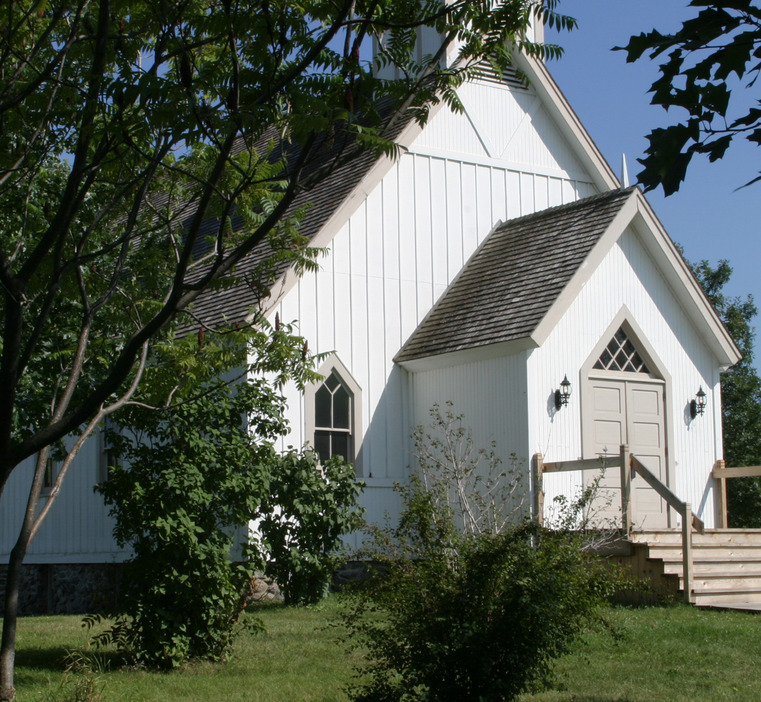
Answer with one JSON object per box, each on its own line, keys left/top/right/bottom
{"left": 530, "top": 188, "right": 741, "bottom": 369}
{"left": 253, "top": 110, "right": 440, "bottom": 321}
{"left": 396, "top": 336, "right": 538, "bottom": 372}
{"left": 631, "top": 192, "right": 742, "bottom": 369}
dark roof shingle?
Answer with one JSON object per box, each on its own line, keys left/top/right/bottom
{"left": 395, "top": 187, "right": 636, "bottom": 363}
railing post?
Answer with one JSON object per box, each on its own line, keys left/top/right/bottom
{"left": 533, "top": 453, "right": 544, "bottom": 526}
{"left": 620, "top": 444, "right": 632, "bottom": 533}
{"left": 682, "top": 502, "right": 694, "bottom": 604}
{"left": 715, "top": 459, "right": 728, "bottom": 529}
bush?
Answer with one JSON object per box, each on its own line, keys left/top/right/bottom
{"left": 344, "top": 406, "right": 621, "bottom": 702}
{"left": 95, "top": 379, "right": 280, "bottom": 667}
{"left": 260, "top": 450, "right": 364, "bottom": 605}
{"left": 96, "top": 376, "right": 364, "bottom": 667}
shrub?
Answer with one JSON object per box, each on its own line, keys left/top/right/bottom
{"left": 95, "top": 379, "right": 280, "bottom": 667}
{"left": 344, "top": 406, "right": 622, "bottom": 702}
{"left": 96, "top": 376, "right": 364, "bottom": 666}
{"left": 260, "top": 450, "right": 365, "bottom": 605}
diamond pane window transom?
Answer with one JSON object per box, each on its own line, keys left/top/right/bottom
{"left": 593, "top": 327, "right": 651, "bottom": 374}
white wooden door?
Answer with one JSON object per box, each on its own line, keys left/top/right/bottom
{"left": 586, "top": 377, "right": 668, "bottom": 529}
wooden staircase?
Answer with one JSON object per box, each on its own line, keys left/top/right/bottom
{"left": 629, "top": 529, "right": 761, "bottom": 607}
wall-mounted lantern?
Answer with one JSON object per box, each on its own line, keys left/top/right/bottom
{"left": 554, "top": 375, "right": 572, "bottom": 411}
{"left": 690, "top": 386, "right": 706, "bottom": 419}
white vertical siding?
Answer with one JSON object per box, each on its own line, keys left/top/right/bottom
{"left": 273, "top": 153, "right": 593, "bottom": 488}
{"left": 527, "top": 226, "right": 723, "bottom": 527}
{"left": 416, "top": 80, "right": 594, "bottom": 183}
{"left": 4, "top": 71, "right": 606, "bottom": 561}
{"left": 271, "top": 74, "right": 600, "bottom": 515}
{"left": 406, "top": 355, "right": 531, "bottom": 526}
{"left": 0, "top": 438, "right": 127, "bottom": 562}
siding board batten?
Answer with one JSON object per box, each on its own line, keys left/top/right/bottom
{"left": 520, "top": 172, "right": 534, "bottom": 216}
{"left": 506, "top": 170, "right": 521, "bottom": 219}
{"left": 413, "top": 156, "right": 433, "bottom": 318}
{"left": 476, "top": 165, "right": 492, "bottom": 244}
{"left": 446, "top": 160, "right": 463, "bottom": 279}
{"left": 430, "top": 158, "right": 448, "bottom": 293}
{"left": 491, "top": 167, "right": 507, "bottom": 227}
{"left": 461, "top": 162, "right": 478, "bottom": 258}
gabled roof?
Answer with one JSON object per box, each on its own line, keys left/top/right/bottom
{"left": 183, "top": 122, "right": 419, "bottom": 331}
{"left": 184, "top": 59, "right": 622, "bottom": 331}
{"left": 395, "top": 188, "right": 636, "bottom": 363}
{"left": 395, "top": 187, "right": 741, "bottom": 370}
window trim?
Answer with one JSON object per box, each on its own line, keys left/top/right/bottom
{"left": 305, "top": 354, "right": 362, "bottom": 474}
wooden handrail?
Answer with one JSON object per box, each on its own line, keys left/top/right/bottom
{"left": 713, "top": 465, "right": 761, "bottom": 479}
{"left": 630, "top": 457, "right": 705, "bottom": 534}
{"left": 542, "top": 456, "right": 621, "bottom": 473}
{"left": 533, "top": 448, "right": 703, "bottom": 604}
{"left": 712, "top": 462, "right": 761, "bottom": 528}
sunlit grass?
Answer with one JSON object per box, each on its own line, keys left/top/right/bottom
{"left": 11, "top": 599, "right": 761, "bottom": 701}
{"left": 518, "top": 604, "right": 761, "bottom": 702}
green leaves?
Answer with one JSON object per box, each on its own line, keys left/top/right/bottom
{"left": 93, "top": 323, "right": 363, "bottom": 664}
{"left": 259, "top": 451, "right": 365, "bottom": 605}
{"left": 618, "top": 1, "right": 761, "bottom": 194}
{"left": 344, "top": 409, "right": 622, "bottom": 702}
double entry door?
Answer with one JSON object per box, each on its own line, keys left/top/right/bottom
{"left": 585, "top": 376, "right": 669, "bottom": 530}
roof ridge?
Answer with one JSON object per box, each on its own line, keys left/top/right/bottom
{"left": 500, "top": 186, "right": 637, "bottom": 228}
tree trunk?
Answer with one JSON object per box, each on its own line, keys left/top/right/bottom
{"left": 0, "top": 540, "right": 27, "bottom": 701}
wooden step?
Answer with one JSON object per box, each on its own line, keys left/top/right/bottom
{"left": 647, "top": 545, "right": 761, "bottom": 561}
{"left": 693, "top": 589, "right": 761, "bottom": 606}
{"left": 693, "top": 575, "right": 761, "bottom": 591}
{"left": 632, "top": 529, "right": 761, "bottom": 546}
{"left": 662, "top": 558, "right": 761, "bottom": 576}
{"left": 625, "top": 529, "right": 761, "bottom": 609}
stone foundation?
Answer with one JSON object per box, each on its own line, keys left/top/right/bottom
{"left": 0, "top": 563, "right": 122, "bottom": 616}
{"left": 1, "top": 563, "right": 287, "bottom": 616}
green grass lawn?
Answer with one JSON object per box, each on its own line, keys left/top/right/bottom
{"left": 12, "top": 599, "right": 761, "bottom": 701}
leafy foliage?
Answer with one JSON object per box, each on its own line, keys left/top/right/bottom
{"left": 96, "top": 381, "right": 280, "bottom": 667}
{"left": 689, "top": 258, "right": 761, "bottom": 526}
{"left": 0, "top": 0, "right": 578, "bottom": 694}
{"left": 343, "top": 410, "right": 621, "bottom": 702}
{"left": 618, "top": 1, "right": 761, "bottom": 194}
{"left": 93, "top": 326, "right": 363, "bottom": 667}
{"left": 260, "top": 451, "right": 365, "bottom": 605}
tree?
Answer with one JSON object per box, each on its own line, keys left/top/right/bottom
{"left": 689, "top": 259, "right": 761, "bottom": 526}
{"left": 618, "top": 1, "right": 761, "bottom": 194}
{"left": 0, "top": 1, "right": 575, "bottom": 696}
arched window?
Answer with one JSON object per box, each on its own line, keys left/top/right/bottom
{"left": 314, "top": 370, "right": 353, "bottom": 463}
{"left": 306, "top": 355, "right": 362, "bottom": 470}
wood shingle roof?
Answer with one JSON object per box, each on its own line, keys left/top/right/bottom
{"left": 395, "top": 187, "right": 638, "bottom": 363}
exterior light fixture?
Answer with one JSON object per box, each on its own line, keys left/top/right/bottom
{"left": 554, "top": 375, "right": 572, "bottom": 411}
{"left": 690, "top": 386, "right": 706, "bottom": 419}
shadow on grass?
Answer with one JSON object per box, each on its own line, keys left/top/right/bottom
{"left": 15, "top": 646, "right": 69, "bottom": 672}
{"left": 16, "top": 646, "right": 125, "bottom": 672}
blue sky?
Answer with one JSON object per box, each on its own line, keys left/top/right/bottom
{"left": 546, "top": 2, "right": 761, "bottom": 367}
